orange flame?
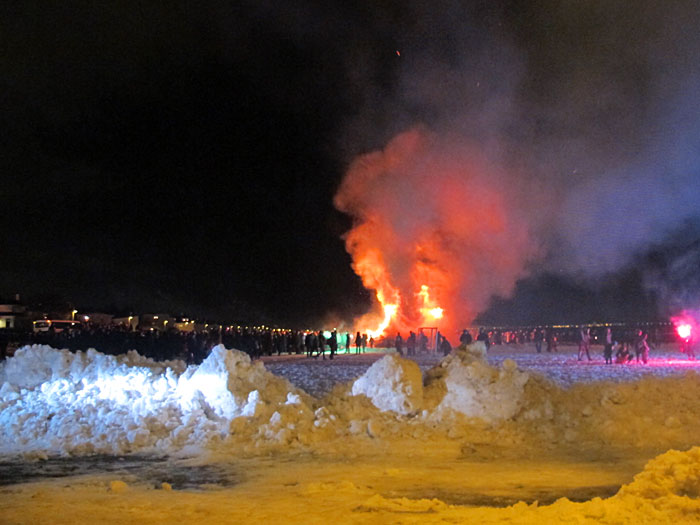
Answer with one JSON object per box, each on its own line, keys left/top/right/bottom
{"left": 335, "top": 127, "right": 535, "bottom": 339}
{"left": 429, "top": 307, "right": 444, "bottom": 319}
{"left": 418, "top": 285, "right": 444, "bottom": 322}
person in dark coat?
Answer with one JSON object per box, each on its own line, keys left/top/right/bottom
{"left": 459, "top": 329, "right": 473, "bottom": 346}
{"left": 406, "top": 331, "right": 417, "bottom": 356}
{"left": 317, "top": 331, "right": 326, "bottom": 360}
{"left": 476, "top": 328, "right": 490, "bottom": 350}
{"left": 533, "top": 328, "right": 544, "bottom": 353}
{"left": 305, "top": 331, "right": 314, "bottom": 358}
{"left": 603, "top": 327, "right": 614, "bottom": 364}
{"left": 329, "top": 330, "right": 338, "bottom": 360}
{"left": 395, "top": 332, "right": 404, "bottom": 356}
{"left": 440, "top": 334, "right": 452, "bottom": 356}
{"left": 418, "top": 330, "right": 428, "bottom": 353}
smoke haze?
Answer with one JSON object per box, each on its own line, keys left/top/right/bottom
{"left": 333, "top": 0, "right": 700, "bottom": 327}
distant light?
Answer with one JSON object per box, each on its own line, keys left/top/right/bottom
{"left": 154, "top": 316, "right": 159, "bottom": 320}
{"left": 677, "top": 324, "right": 692, "bottom": 340}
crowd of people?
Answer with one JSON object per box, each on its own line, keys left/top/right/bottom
{"left": 0, "top": 324, "right": 380, "bottom": 363}
{"left": 0, "top": 321, "right": 692, "bottom": 364}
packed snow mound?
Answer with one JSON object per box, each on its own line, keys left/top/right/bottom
{"left": 0, "top": 345, "right": 186, "bottom": 390}
{"left": 424, "top": 342, "right": 530, "bottom": 422}
{"left": 619, "top": 446, "right": 700, "bottom": 500}
{"left": 351, "top": 355, "right": 423, "bottom": 415}
{"left": 0, "top": 344, "right": 305, "bottom": 456}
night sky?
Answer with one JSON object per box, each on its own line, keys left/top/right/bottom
{"left": 2, "top": 2, "right": 699, "bottom": 327}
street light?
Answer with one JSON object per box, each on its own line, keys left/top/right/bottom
{"left": 72, "top": 309, "right": 78, "bottom": 320}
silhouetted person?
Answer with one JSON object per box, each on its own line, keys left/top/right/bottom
{"left": 634, "top": 330, "right": 649, "bottom": 364}
{"left": 459, "top": 329, "right": 472, "bottom": 346}
{"left": 476, "top": 328, "right": 490, "bottom": 350}
{"left": 395, "top": 332, "right": 404, "bottom": 356}
{"left": 419, "top": 330, "right": 428, "bottom": 353}
{"left": 440, "top": 334, "right": 452, "bottom": 356}
{"left": 317, "top": 331, "right": 326, "bottom": 359}
{"left": 533, "top": 328, "right": 544, "bottom": 353}
{"left": 603, "top": 327, "right": 613, "bottom": 364}
{"left": 577, "top": 326, "right": 591, "bottom": 361}
{"left": 327, "top": 330, "right": 337, "bottom": 359}
{"left": 407, "top": 331, "right": 416, "bottom": 356}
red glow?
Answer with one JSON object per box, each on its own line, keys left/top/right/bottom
{"left": 677, "top": 324, "right": 692, "bottom": 340}
{"left": 672, "top": 312, "right": 697, "bottom": 342}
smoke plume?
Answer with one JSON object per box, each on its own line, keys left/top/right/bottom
{"left": 334, "top": 128, "right": 536, "bottom": 335}
{"left": 334, "top": 0, "right": 700, "bottom": 331}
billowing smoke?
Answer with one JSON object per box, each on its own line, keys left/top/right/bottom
{"left": 334, "top": 128, "right": 536, "bottom": 335}
{"left": 333, "top": 0, "right": 700, "bottom": 330}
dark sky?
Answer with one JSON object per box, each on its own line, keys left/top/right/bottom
{"left": 2, "top": 1, "right": 699, "bottom": 326}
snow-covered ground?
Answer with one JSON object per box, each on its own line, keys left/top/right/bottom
{"left": 264, "top": 342, "right": 700, "bottom": 396}
{"left": 2, "top": 341, "right": 700, "bottom": 523}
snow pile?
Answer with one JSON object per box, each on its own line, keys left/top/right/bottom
{"left": 351, "top": 355, "right": 423, "bottom": 415}
{"left": 424, "top": 342, "right": 530, "bottom": 422}
{"left": 619, "top": 446, "right": 700, "bottom": 501}
{"left": 0, "top": 344, "right": 304, "bottom": 456}
{"left": 509, "top": 372, "right": 700, "bottom": 451}
{"left": 347, "top": 344, "right": 529, "bottom": 422}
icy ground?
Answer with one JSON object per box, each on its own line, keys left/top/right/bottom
{"left": 2, "top": 341, "right": 700, "bottom": 524}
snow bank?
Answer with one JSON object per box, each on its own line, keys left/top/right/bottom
{"left": 619, "top": 446, "right": 700, "bottom": 500}
{"left": 351, "top": 355, "right": 423, "bottom": 415}
{"left": 5, "top": 341, "right": 700, "bottom": 459}
{"left": 424, "top": 342, "right": 530, "bottom": 422}
{"left": 0, "top": 344, "right": 304, "bottom": 456}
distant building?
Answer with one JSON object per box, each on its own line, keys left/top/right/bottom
{"left": 173, "top": 317, "right": 196, "bottom": 332}
{"left": 84, "top": 312, "right": 114, "bottom": 326}
{"left": 113, "top": 315, "right": 139, "bottom": 330}
{"left": 139, "top": 313, "right": 173, "bottom": 332}
{"left": 0, "top": 294, "right": 28, "bottom": 329}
